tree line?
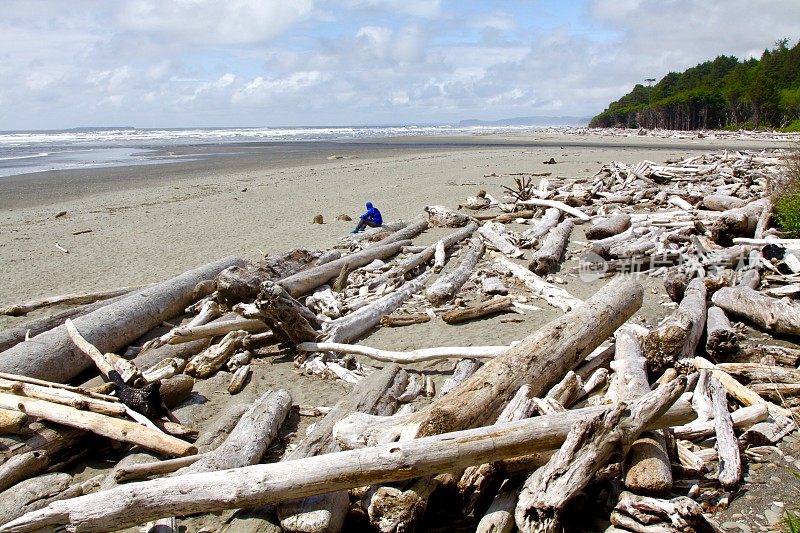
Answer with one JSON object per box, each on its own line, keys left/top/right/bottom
{"left": 590, "top": 39, "right": 800, "bottom": 131}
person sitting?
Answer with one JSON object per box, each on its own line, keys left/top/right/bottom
{"left": 352, "top": 202, "right": 383, "bottom": 233}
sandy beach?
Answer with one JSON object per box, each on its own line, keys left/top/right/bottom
{"left": 1, "top": 130, "right": 798, "bottom": 531}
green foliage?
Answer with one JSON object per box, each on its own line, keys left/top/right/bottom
{"left": 786, "top": 509, "right": 800, "bottom": 533}
{"left": 591, "top": 39, "right": 800, "bottom": 130}
{"left": 774, "top": 147, "right": 800, "bottom": 238}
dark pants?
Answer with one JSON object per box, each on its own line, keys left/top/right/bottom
{"left": 354, "top": 218, "right": 381, "bottom": 232}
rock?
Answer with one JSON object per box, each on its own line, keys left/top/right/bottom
{"left": 312, "top": 214, "right": 324, "bottom": 224}
{"left": 336, "top": 214, "right": 352, "bottom": 221}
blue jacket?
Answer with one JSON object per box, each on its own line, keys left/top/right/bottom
{"left": 361, "top": 202, "right": 382, "bottom": 225}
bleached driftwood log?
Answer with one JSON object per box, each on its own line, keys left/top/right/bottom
{"left": 514, "top": 378, "right": 685, "bottom": 533}
{"left": 141, "top": 300, "right": 221, "bottom": 351}
{"left": 0, "top": 286, "right": 143, "bottom": 317}
{"left": 297, "top": 342, "right": 508, "bottom": 364}
{"left": 440, "top": 358, "right": 482, "bottom": 397}
{"left": 715, "top": 362, "right": 800, "bottom": 383}
{"left": 705, "top": 306, "right": 738, "bottom": 360}
{"left": 643, "top": 277, "right": 706, "bottom": 373}
{"left": 709, "top": 378, "right": 741, "bottom": 488}
{"left": 160, "top": 316, "right": 266, "bottom": 345}
{"left": 184, "top": 330, "right": 249, "bottom": 379}
{"left": 0, "top": 256, "right": 244, "bottom": 383}
{"left": 493, "top": 256, "right": 581, "bottom": 312}
{"left": 0, "top": 451, "right": 50, "bottom": 492}
{"left": 585, "top": 212, "right": 631, "bottom": 240}
{"left": 712, "top": 286, "right": 800, "bottom": 337}
{"left": 0, "top": 392, "right": 195, "bottom": 457}
{"left": 0, "top": 409, "right": 28, "bottom": 435}
{"left": 529, "top": 219, "right": 574, "bottom": 276}
{"left": 442, "top": 296, "right": 514, "bottom": 324}
{"left": 736, "top": 344, "right": 800, "bottom": 366}
{"left": 426, "top": 236, "right": 485, "bottom": 306}
{"left": 521, "top": 207, "right": 561, "bottom": 244}
{"left": 278, "top": 240, "right": 411, "bottom": 298}
{"left": 610, "top": 491, "right": 724, "bottom": 532}
{"left": 252, "top": 281, "right": 320, "bottom": 344}
{"left": 518, "top": 199, "right": 591, "bottom": 222}
{"left": 369, "top": 222, "right": 478, "bottom": 289}
{"left": 277, "top": 365, "right": 408, "bottom": 533}
{"left": 0, "top": 398, "right": 695, "bottom": 533}
{"left": 477, "top": 479, "right": 519, "bottom": 533}
{"left": 323, "top": 271, "right": 433, "bottom": 344}
{"left": 478, "top": 222, "right": 523, "bottom": 258}
{"left": 611, "top": 325, "right": 672, "bottom": 494}
{"left": 65, "top": 319, "right": 139, "bottom": 384}
{"left": 710, "top": 198, "right": 768, "bottom": 244}
{"left": 339, "top": 276, "right": 642, "bottom": 446}
{"left": 703, "top": 194, "right": 746, "bottom": 211}
{"left": 424, "top": 205, "right": 475, "bottom": 227}
{"left": 375, "top": 217, "right": 429, "bottom": 247}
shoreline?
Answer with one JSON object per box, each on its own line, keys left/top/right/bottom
{"left": 0, "top": 132, "right": 791, "bottom": 312}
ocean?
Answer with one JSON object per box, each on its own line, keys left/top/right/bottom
{"left": 0, "top": 125, "right": 550, "bottom": 178}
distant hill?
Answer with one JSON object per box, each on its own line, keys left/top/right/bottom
{"left": 590, "top": 39, "right": 800, "bottom": 131}
{"left": 459, "top": 116, "right": 590, "bottom": 127}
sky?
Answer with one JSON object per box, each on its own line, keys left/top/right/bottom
{"left": 1, "top": 0, "right": 799, "bottom": 130}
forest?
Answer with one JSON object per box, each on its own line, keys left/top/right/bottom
{"left": 590, "top": 39, "right": 800, "bottom": 131}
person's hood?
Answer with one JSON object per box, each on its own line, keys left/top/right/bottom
{"left": 366, "top": 202, "right": 373, "bottom": 209}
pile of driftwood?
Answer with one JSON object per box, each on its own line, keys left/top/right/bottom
{"left": 0, "top": 148, "right": 799, "bottom": 532}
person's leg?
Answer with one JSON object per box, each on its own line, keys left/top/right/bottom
{"left": 352, "top": 219, "right": 367, "bottom": 233}
{"left": 363, "top": 220, "right": 380, "bottom": 228}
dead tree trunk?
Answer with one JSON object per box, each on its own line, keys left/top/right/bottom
{"left": 611, "top": 325, "right": 673, "bottom": 495}
{"left": 712, "top": 286, "right": 800, "bottom": 337}
{"left": 643, "top": 276, "right": 707, "bottom": 373}
{"left": 376, "top": 217, "right": 429, "bottom": 246}
{"left": 514, "top": 378, "right": 686, "bottom": 533}
{"left": 705, "top": 306, "right": 739, "bottom": 360}
{"left": 522, "top": 208, "right": 561, "bottom": 245}
{"left": 0, "top": 398, "right": 694, "bottom": 533}
{"left": 529, "top": 219, "right": 574, "bottom": 276}
{"left": 278, "top": 240, "right": 411, "bottom": 298}
{"left": 277, "top": 365, "right": 408, "bottom": 533}
{"left": 441, "top": 296, "right": 514, "bottom": 324}
{"left": 426, "top": 237, "right": 484, "bottom": 306}
{"left": 585, "top": 212, "right": 631, "bottom": 240}
{"left": 0, "top": 256, "right": 244, "bottom": 383}
{"left": 709, "top": 378, "right": 741, "bottom": 488}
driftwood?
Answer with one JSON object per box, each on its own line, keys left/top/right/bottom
{"left": 297, "top": 341, "right": 508, "bottom": 364}
{"left": 0, "top": 451, "right": 50, "bottom": 492}
{"left": 529, "top": 219, "right": 573, "bottom": 276}
{"left": 643, "top": 277, "right": 706, "bottom": 373}
{"left": 735, "top": 343, "right": 800, "bottom": 366}
{"left": 493, "top": 256, "right": 581, "bottom": 312}
{"left": 424, "top": 205, "right": 475, "bottom": 227}
{"left": 185, "top": 330, "right": 249, "bottom": 379}
{"left": 0, "top": 392, "right": 195, "bottom": 457}
{"left": 611, "top": 325, "right": 672, "bottom": 495}
{"left": 712, "top": 286, "right": 800, "bottom": 337}
{"left": 0, "top": 256, "right": 244, "bottom": 383}
{"left": 710, "top": 198, "right": 768, "bottom": 244}
{"left": 339, "top": 276, "right": 642, "bottom": 446}
{"left": 376, "top": 217, "right": 429, "bottom": 247}
{"left": 0, "top": 398, "right": 695, "bottom": 533}
{"left": 709, "top": 378, "right": 741, "bottom": 488}
{"left": 253, "top": 281, "right": 320, "bottom": 345}
{"left": 611, "top": 491, "right": 724, "bottom": 532}
{"left": 478, "top": 222, "right": 523, "bottom": 258}
{"left": 715, "top": 362, "right": 800, "bottom": 383}
{"left": 585, "top": 212, "right": 631, "bottom": 240}
{"left": 705, "top": 306, "right": 738, "bottom": 360}
{"left": 426, "top": 236, "right": 484, "bottom": 306}
{"left": 0, "top": 409, "right": 28, "bottom": 434}
{"left": 0, "top": 295, "right": 130, "bottom": 353}
{"left": 379, "top": 313, "right": 430, "bottom": 327}
{"left": 521, "top": 207, "right": 561, "bottom": 244}
{"left": 518, "top": 199, "right": 590, "bottom": 222}
{"left": 703, "top": 194, "right": 746, "bottom": 211}
{"left": 514, "top": 378, "right": 685, "bottom": 533}
{"left": 440, "top": 358, "right": 482, "bottom": 397}
{"left": 278, "top": 240, "right": 411, "bottom": 298}
{"left": 441, "top": 296, "right": 514, "bottom": 324}
{"left": 277, "top": 365, "right": 408, "bottom": 533}
{"left": 0, "top": 286, "right": 143, "bottom": 317}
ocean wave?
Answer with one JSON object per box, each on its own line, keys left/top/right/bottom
{"left": 0, "top": 151, "right": 49, "bottom": 161}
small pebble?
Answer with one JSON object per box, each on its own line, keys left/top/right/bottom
{"left": 785, "top": 455, "right": 795, "bottom": 462}
{"left": 721, "top": 521, "right": 752, "bottom": 533}
{"left": 770, "top": 476, "right": 781, "bottom": 483}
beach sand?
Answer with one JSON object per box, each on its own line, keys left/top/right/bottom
{"left": 0, "top": 131, "right": 797, "bottom": 530}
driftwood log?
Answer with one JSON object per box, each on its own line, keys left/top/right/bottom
{"left": 529, "top": 219, "right": 574, "bottom": 276}
{"left": 585, "top": 212, "right": 631, "bottom": 240}
{"left": 0, "top": 256, "right": 244, "bottom": 383}
{"left": 0, "top": 399, "right": 695, "bottom": 532}
{"left": 705, "top": 306, "right": 738, "bottom": 360}
{"left": 441, "top": 296, "right": 514, "bottom": 324}
{"left": 522, "top": 208, "right": 561, "bottom": 244}
{"left": 426, "top": 236, "right": 484, "bottom": 306}
{"left": 712, "top": 286, "right": 800, "bottom": 337}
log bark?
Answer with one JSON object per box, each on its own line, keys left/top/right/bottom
{"left": 253, "top": 281, "right": 320, "bottom": 345}
{"left": 215, "top": 266, "right": 261, "bottom": 308}
{"left": 0, "top": 392, "right": 196, "bottom": 457}
{"left": 0, "top": 398, "right": 695, "bottom": 533}
{"left": 442, "top": 296, "right": 514, "bottom": 324}
{"left": 705, "top": 306, "right": 738, "bottom": 360}
{"left": 643, "top": 277, "right": 707, "bottom": 373}
{"left": 426, "top": 237, "right": 484, "bottom": 306}
{"left": 712, "top": 286, "right": 800, "bottom": 337}
{"left": 0, "top": 256, "right": 244, "bottom": 383}
{"left": 227, "top": 365, "right": 251, "bottom": 394}
{"left": 514, "top": 378, "right": 685, "bottom": 533}
{"left": 611, "top": 325, "right": 673, "bottom": 495}
{"left": 0, "top": 472, "right": 73, "bottom": 525}
{"left": 709, "top": 377, "right": 741, "bottom": 489}
{"left": 585, "top": 212, "right": 631, "bottom": 240}
{"left": 278, "top": 240, "right": 411, "bottom": 298}
{"left": 529, "top": 219, "right": 573, "bottom": 276}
